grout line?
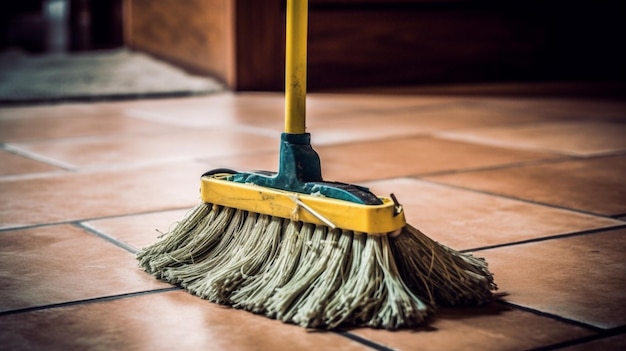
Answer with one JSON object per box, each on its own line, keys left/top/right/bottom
{"left": 359, "top": 155, "right": 576, "bottom": 190}
{"left": 523, "top": 324, "right": 626, "bottom": 351}
{"left": 126, "top": 108, "right": 282, "bottom": 137}
{"left": 306, "top": 132, "right": 435, "bottom": 149}
{"left": 85, "top": 206, "right": 196, "bottom": 222}
{"left": 313, "top": 123, "right": 569, "bottom": 150}
{"left": 2, "top": 143, "right": 79, "bottom": 171}
{"left": 336, "top": 331, "right": 397, "bottom": 351}
{"left": 314, "top": 99, "right": 479, "bottom": 118}
{"left": 72, "top": 156, "right": 207, "bottom": 173}
{"left": 0, "top": 207, "right": 195, "bottom": 233}
{"left": 414, "top": 155, "right": 577, "bottom": 178}
{"left": 0, "top": 222, "right": 59, "bottom": 233}
{"left": 460, "top": 224, "right": 626, "bottom": 253}
{"left": 7, "top": 156, "right": 219, "bottom": 181}
{"left": 0, "top": 287, "right": 181, "bottom": 317}
{"left": 0, "top": 170, "right": 73, "bottom": 182}
{"left": 417, "top": 177, "right": 620, "bottom": 219}
{"left": 414, "top": 151, "right": 626, "bottom": 180}
{"left": 496, "top": 300, "right": 605, "bottom": 333}
{"left": 432, "top": 130, "right": 626, "bottom": 159}
{"left": 312, "top": 131, "right": 435, "bottom": 148}
{"left": 73, "top": 222, "right": 139, "bottom": 254}
{"left": 611, "top": 212, "right": 626, "bottom": 219}
{"left": 230, "top": 124, "right": 281, "bottom": 138}
{"left": 0, "top": 156, "right": 211, "bottom": 182}
{"left": 124, "top": 108, "right": 192, "bottom": 125}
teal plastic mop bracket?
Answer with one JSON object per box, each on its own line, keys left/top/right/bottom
{"left": 226, "top": 133, "right": 382, "bottom": 205}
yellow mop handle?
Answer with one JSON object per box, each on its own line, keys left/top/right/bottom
{"left": 285, "top": 0, "right": 308, "bottom": 134}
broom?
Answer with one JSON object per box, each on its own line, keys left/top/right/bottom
{"left": 137, "top": 0, "right": 496, "bottom": 330}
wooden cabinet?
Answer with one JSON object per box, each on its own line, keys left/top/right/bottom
{"left": 125, "top": 0, "right": 625, "bottom": 91}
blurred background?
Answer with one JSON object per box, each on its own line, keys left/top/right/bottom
{"left": 1, "top": 0, "right": 625, "bottom": 93}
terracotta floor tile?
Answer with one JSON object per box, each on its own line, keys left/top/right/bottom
{"left": 0, "top": 150, "right": 62, "bottom": 176}
{"left": 515, "top": 98, "right": 626, "bottom": 122}
{"left": 0, "top": 161, "right": 207, "bottom": 229}
{"left": 9, "top": 128, "right": 278, "bottom": 169}
{"left": 479, "top": 228, "right": 626, "bottom": 329}
{"left": 0, "top": 290, "right": 368, "bottom": 351}
{"left": 123, "top": 92, "right": 285, "bottom": 130}
{"left": 0, "top": 102, "right": 106, "bottom": 120}
{"left": 307, "top": 103, "right": 560, "bottom": 145}
{"left": 438, "top": 121, "right": 626, "bottom": 156}
{"left": 478, "top": 97, "right": 626, "bottom": 122}
{"left": 84, "top": 209, "right": 191, "bottom": 251}
{"left": 0, "top": 103, "right": 174, "bottom": 142}
{"left": 560, "top": 334, "right": 626, "bottom": 351}
{"left": 425, "top": 155, "right": 626, "bottom": 216}
{"left": 352, "top": 304, "right": 593, "bottom": 351}
{"left": 122, "top": 93, "right": 461, "bottom": 135}
{"left": 306, "top": 94, "right": 463, "bottom": 123}
{"left": 363, "top": 178, "right": 623, "bottom": 250}
{"left": 341, "top": 82, "right": 626, "bottom": 102}
{"left": 198, "top": 136, "right": 558, "bottom": 185}
{"left": 199, "top": 152, "right": 279, "bottom": 175}
{"left": 312, "top": 136, "right": 558, "bottom": 183}
{"left": 0, "top": 224, "right": 169, "bottom": 313}
{"left": 2, "top": 89, "right": 625, "bottom": 351}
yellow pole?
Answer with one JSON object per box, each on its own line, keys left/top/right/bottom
{"left": 285, "top": 0, "right": 308, "bottom": 134}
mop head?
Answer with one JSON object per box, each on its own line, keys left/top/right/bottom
{"left": 137, "top": 201, "right": 496, "bottom": 329}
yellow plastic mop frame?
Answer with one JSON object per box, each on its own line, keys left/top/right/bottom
{"left": 201, "top": 174, "right": 406, "bottom": 234}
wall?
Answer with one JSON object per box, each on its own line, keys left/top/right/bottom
{"left": 125, "top": 0, "right": 236, "bottom": 87}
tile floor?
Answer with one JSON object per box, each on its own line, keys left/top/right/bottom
{"left": 1, "top": 86, "right": 625, "bottom": 350}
